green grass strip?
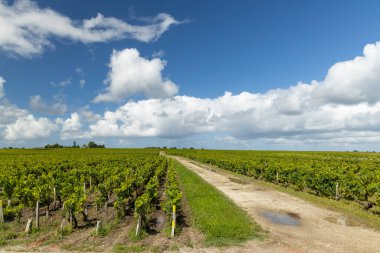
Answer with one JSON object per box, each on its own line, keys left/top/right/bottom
{"left": 173, "top": 159, "right": 262, "bottom": 246}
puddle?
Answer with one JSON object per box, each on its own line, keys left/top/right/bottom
{"left": 324, "top": 216, "right": 358, "bottom": 226}
{"left": 261, "top": 211, "right": 301, "bottom": 226}
{"left": 229, "top": 177, "right": 249, "bottom": 185}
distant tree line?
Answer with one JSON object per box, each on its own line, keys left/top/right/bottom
{"left": 43, "top": 141, "right": 105, "bottom": 149}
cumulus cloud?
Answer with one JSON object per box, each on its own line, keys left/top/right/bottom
{"left": 3, "top": 40, "right": 380, "bottom": 147}
{"left": 93, "top": 48, "right": 179, "bottom": 103}
{"left": 78, "top": 106, "right": 102, "bottom": 122}
{"left": 59, "top": 112, "right": 89, "bottom": 139}
{"left": 0, "top": 80, "right": 58, "bottom": 142}
{"left": 316, "top": 43, "right": 380, "bottom": 105}
{"left": 0, "top": 103, "right": 28, "bottom": 124}
{"left": 87, "top": 41, "right": 380, "bottom": 146}
{"left": 0, "top": 0, "right": 182, "bottom": 57}
{"left": 29, "top": 95, "right": 67, "bottom": 115}
{"left": 0, "top": 78, "right": 29, "bottom": 124}
{"left": 2, "top": 115, "right": 57, "bottom": 141}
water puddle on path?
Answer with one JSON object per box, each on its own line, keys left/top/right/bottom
{"left": 261, "top": 211, "right": 301, "bottom": 226}
{"left": 324, "top": 216, "right": 358, "bottom": 226}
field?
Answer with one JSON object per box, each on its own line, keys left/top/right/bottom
{"left": 0, "top": 148, "right": 380, "bottom": 252}
{"left": 167, "top": 149, "right": 380, "bottom": 215}
{"left": 0, "top": 148, "right": 258, "bottom": 252}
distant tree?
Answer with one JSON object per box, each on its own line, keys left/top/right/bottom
{"left": 44, "top": 143, "right": 63, "bottom": 149}
{"left": 87, "top": 141, "right": 105, "bottom": 148}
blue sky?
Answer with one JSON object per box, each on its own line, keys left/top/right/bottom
{"left": 1, "top": 0, "right": 380, "bottom": 150}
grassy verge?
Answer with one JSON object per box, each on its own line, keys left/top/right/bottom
{"left": 186, "top": 159, "right": 380, "bottom": 231}
{"left": 173, "top": 159, "right": 262, "bottom": 246}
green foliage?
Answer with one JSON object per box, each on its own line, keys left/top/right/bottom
{"left": 87, "top": 141, "right": 105, "bottom": 148}
{"left": 173, "top": 160, "right": 260, "bottom": 246}
{"left": 134, "top": 158, "right": 167, "bottom": 231}
{"left": 113, "top": 243, "right": 145, "bottom": 253}
{"left": 163, "top": 159, "right": 182, "bottom": 218}
{"left": 57, "top": 225, "right": 73, "bottom": 237}
{"left": 0, "top": 148, "right": 167, "bottom": 231}
{"left": 44, "top": 143, "right": 64, "bottom": 149}
{"left": 168, "top": 149, "right": 380, "bottom": 208}
{"left": 3, "top": 204, "right": 23, "bottom": 222}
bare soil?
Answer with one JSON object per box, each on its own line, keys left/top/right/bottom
{"left": 171, "top": 156, "right": 380, "bottom": 253}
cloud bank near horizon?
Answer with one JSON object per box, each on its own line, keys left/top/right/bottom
{"left": 1, "top": 41, "right": 380, "bottom": 148}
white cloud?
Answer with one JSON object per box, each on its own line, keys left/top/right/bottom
{"left": 79, "top": 79, "right": 86, "bottom": 88}
{"left": 3, "top": 40, "right": 380, "bottom": 148}
{"left": 152, "top": 49, "right": 165, "bottom": 58}
{"left": 0, "top": 78, "right": 29, "bottom": 124}
{"left": 29, "top": 95, "right": 67, "bottom": 115}
{"left": 59, "top": 112, "right": 89, "bottom": 139}
{"left": 93, "top": 48, "right": 179, "bottom": 103}
{"left": 78, "top": 106, "right": 102, "bottom": 122}
{"left": 87, "top": 41, "right": 380, "bottom": 147}
{"left": 0, "top": 80, "right": 58, "bottom": 142}
{"left": 75, "top": 67, "right": 83, "bottom": 74}
{"left": 0, "top": 0, "right": 182, "bottom": 57}
{"left": 215, "top": 135, "right": 248, "bottom": 145}
{"left": 0, "top": 103, "right": 28, "bottom": 124}
{"left": 316, "top": 42, "right": 380, "bottom": 105}
{"left": 2, "top": 115, "right": 57, "bottom": 141}
{"left": 0, "top": 76, "right": 4, "bottom": 98}
{"left": 50, "top": 78, "right": 71, "bottom": 87}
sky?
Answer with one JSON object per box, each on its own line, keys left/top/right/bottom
{"left": 1, "top": 0, "right": 380, "bottom": 150}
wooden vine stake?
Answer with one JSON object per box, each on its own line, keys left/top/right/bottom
{"left": 276, "top": 170, "right": 279, "bottom": 183}
{"left": 0, "top": 200, "right": 4, "bottom": 224}
{"left": 60, "top": 218, "right": 66, "bottom": 230}
{"left": 95, "top": 220, "right": 102, "bottom": 235}
{"left": 104, "top": 201, "right": 108, "bottom": 223}
{"left": 135, "top": 214, "right": 142, "bottom": 236}
{"left": 53, "top": 187, "right": 57, "bottom": 208}
{"left": 25, "top": 219, "right": 33, "bottom": 234}
{"left": 171, "top": 205, "right": 176, "bottom": 238}
{"left": 35, "top": 201, "right": 40, "bottom": 229}
{"left": 335, "top": 182, "right": 339, "bottom": 200}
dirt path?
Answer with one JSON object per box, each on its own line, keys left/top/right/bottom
{"left": 171, "top": 156, "right": 380, "bottom": 253}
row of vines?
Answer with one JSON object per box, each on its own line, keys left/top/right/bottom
{"left": 0, "top": 148, "right": 182, "bottom": 239}
{"left": 167, "top": 149, "right": 380, "bottom": 210}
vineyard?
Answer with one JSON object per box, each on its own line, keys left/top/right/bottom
{"left": 0, "top": 148, "right": 182, "bottom": 250}
{"left": 1, "top": 148, "right": 379, "bottom": 251}
{"left": 167, "top": 149, "right": 380, "bottom": 214}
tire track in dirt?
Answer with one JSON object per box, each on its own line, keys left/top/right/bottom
{"left": 171, "top": 156, "right": 380, "bottom": 253}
